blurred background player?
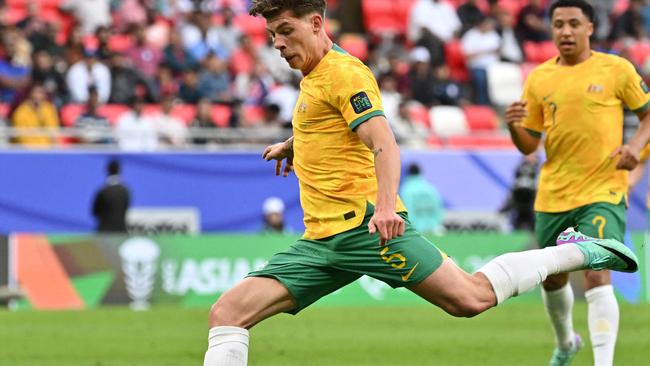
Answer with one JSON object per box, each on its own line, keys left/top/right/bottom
{"left": 92, "top": 159, "right": 131, "bottom": 233}
{"left": 505, "top": 1, "right": 650, "bottom": 365}
{"left": 500, "top": 152, "right": 539, "bottom": 233}
{"left": 399, "top": 163, "right": 445, "bottom": 235}
{"left": 261, "top": 196, "right": 288, "bottom": 234}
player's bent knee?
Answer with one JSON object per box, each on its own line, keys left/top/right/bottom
{"left": 445, "top": 296, "right": 489, "bottom": 318}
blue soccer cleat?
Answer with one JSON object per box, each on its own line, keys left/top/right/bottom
{"left": 549, "top": 333, "right": 583, "bottom": 366}
{"left": 556, "top": 229, "right": 639, "bottom": 273}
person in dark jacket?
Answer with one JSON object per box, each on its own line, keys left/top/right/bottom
{"left": 92, "top": 159, "right": 131, "bottom": 233}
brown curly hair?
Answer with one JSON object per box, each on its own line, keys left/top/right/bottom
{"left": 249, "top": 0, "right": 326, "bottom": 19}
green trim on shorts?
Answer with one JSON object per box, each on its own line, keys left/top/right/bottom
{"left": 248, "top": 203, "right": 445, "bottom": 314}
{"left": 535, "top": 199, "right": 626, "bottom": 248}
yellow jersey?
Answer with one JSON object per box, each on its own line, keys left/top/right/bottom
{"left": 292, "top": 44, "right": 407, "bottom": 239}
{"left": 521, "top": 51, "right": 650, "bottom": 212}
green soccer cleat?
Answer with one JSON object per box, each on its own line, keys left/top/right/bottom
{"left": 549, "top": 333, "right": 583, "bottom": 366}
{"left": 556, "top": 230, "right": 639, "bottom": 273}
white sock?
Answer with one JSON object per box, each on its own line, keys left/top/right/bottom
{"left": 542, "top": 283, "right": 575, "bottom": 351}
{"left": 477, "top": 245, "right": 585, "bottom": 304}
{"left": 203, "top": 326, "right": 249, "bottom": 366}
{"left": 586, "top": 285, "right": 619, "bottom": 366}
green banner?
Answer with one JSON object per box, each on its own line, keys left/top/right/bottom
{"left": 12, "top": 232, "right": 647, "bottom": 310}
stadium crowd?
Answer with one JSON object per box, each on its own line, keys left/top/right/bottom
{"left": 0, "top": 0, "right": 648, "bottom": 149}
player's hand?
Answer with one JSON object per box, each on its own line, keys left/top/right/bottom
{"left": 610, "top": 144, "right": 640, "bottom": 170}
{"left": 505, "top": 101, "right": 528, "bottom": 127}
{"left": 262, "top": 142, "right": 294, "bottom": 177}
{"left": 368, "top": 210, "right": 405, "bottom": 246}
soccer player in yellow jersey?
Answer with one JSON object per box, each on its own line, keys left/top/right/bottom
{"left": 506, "top": 1, "right": 650, "bottom": 365}
{"left": 202, "top": 1, "right": 639, "bottom": 365}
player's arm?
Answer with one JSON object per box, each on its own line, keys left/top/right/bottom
{"left": 615, "top": 108, "right": 650, "bottom": 170}
{"left": 356, "top": 116, "right": 405, "bottom": 245}
{"left": 505, "top": 101, "right": 541, "bottom": 155}
{"left": 262, "top": 136, "right": 294, "bottom": 177}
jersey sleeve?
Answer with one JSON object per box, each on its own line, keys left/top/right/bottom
{"left": 330, "top": 63, "right": 385, "bottom": 130}
{"left": 519, "top": 72, "right": 544, "bottom": 137}
{"left": 640, "top": 145, "right": 650, "bottom": 162}
{"left": 616, "top": 58, "right": 650, "bottom": 114}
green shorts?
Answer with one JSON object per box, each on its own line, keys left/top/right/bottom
{"left": 535, "top": 200, "right": 626, "bottom": 248}
{"left": 249, "top": 204, "right": 445, "bottom": 314}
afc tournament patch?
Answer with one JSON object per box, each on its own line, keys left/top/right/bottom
{"left": 641, "top": 80, "right": 649, "bottom": 94}
{"left": 350, "top": 92, "right": 373, "bottom": 114}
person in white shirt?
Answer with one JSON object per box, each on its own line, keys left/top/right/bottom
{"left": 66, "top": 49, "right": 111, "bottom": 104}
{"left": 149, "top": 95, "right": 188, "bottom": 148}
{"left": 408, "top": 0, "right": 461, "bottom": 43}
{"left": 461, "top": 17, "right": 501, "bottom": 105}
{"left": 115, "top": 97, "right": 158, "bottom": 151}
{"left": 60, "top": 0, "right": 111, "bottom": 35}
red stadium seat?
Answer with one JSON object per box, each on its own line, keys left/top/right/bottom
{"left": 445, "top": 40, "right": 470, "bottom": 82}
{"left": 407, "top": 103, "right": 431, "bottom": 129}
{"left": 99, "top": 104, "right": 130, "bottom": 124}
{"left": 339, "top": 33, "right": 368, "bottom": 61}
{"left": 628, "top": 42, "right": 650, "bottom": 67}
{"left": 108, "top": 35, "right": 133, "bottom": 53}
{"left": 233, "top": 14, "right": 268, "bottom": 46}
{"left": 211, "top": 105, "right": 233, "bottom": 127}
{"left": 362, "top": 0, "right": 412, "bottom": 36}
{"left": 523, "top": 41, "right": 558, "bottom": 64}
{"left": 463, "top": 105, "right": 498, "bottom": 132}
{"left": 60, "top": 104, "right": 85, "bottom": 127}
{"left": 0, "top": 103, "right": 10, "bottom": 119}
{"left": 242, "top": 105, "right": 265, "bottom": 126}
{"left": 170, "top": 104, "right": 197, "bottom": 125}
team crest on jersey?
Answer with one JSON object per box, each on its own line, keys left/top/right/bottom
{"left": 298, "top": 102, "right": 308, "bottom": 113}
{"left": 350, "top": 92, "right": 372, "bottom": 114}
{"left": 641, "top": 80, "right": 649, "bottom": 94}
{"left": 586, "top": 84, "right": 604, "bottom": 93}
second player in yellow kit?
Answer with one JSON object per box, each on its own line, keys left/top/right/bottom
{"left": 505, "top": 1, "right": 650, "bottom": 365}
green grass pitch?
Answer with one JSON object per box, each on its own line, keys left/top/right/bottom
{"left": 1, "top": 302, "right": 648, "bottom": 365}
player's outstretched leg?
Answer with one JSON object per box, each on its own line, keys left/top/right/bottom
{"left": 410, "top": 231, "right": 638, "bottom": 318}
{"left": 203, "top": 277, "right": 296, "bottom": 366}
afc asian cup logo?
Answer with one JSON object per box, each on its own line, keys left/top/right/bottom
{"left": 119, "top": 237, "right": 160, "bottom": 310}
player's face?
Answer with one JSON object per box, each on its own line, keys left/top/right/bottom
{"left": 266, "top": 10, "right": 319, "bottom": 73}
{"left": 551, "top": 7, "right": 593, "bottom": 59}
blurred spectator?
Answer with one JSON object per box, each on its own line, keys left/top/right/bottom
{"left": 229, "top": 34, "right": 257, "bottom": 76}
{"left": 126, "top": 23, "right": 163, "bottom": 81}
{"left": 116, "top": 0, "right": 148, "bottom": 32}
{"left": 407, "top": 46, "right": 436, "bottom": 107}
{"left": 644, "top": 2, "right": 650, "bottom": 35}
{"left": 32, "top": 50, "right": 68, "bottom": 108}
{"left": 399, "top": 163, "right": 445, "bottom": 235}
{"left": 15, "top": 0, "right": 40, "bottom": 31}
{"left": 515, "top": 0, "right": 550, "bottom": 43}
{"left": 182, "top": 10, "right": 228, "bottom": 61}
{"left": 189, "top": 97, "right": 218, "bottom": 144}
{"left": 94, "top": 26, "right": 114, "bottom": 61}
{"left": 610, "top": 0, "right": 647, "bottom": 41}
{"left": 152, "top": 63, "right": 179, "bottom": 100}
{"left": 92, "top": 159, "right": 131, "bottom": 233}
{"left": 264, "top": 77, "right": 299, "bottom": 126}
{"left": 233, "top": 63, "right": 272, "bottom": 108}
{"left": 594, "top": 0, "right": 616, "bottom": 40}
{"left": 164, "top": 29, "right": 199, "bottom": 76}
{"left": 64, "top": 25, "right": 85, "bottom": 66}
{"left": 11, "top": 83, "right": 60, "bottom": 147}
{"left": 262, "top": 103, "right": 284, "bottom": 130}
{"left": 261, "top": 196, "right": 288, "bottom": 234}
{"left": 198, "top": 52, "right": 233, "bottom": 103}
{"left": 0, "top": 29, "right": 30, "bottom": 103}
{"left": 150, "top": 94, "right": 188, "bottom": 147}
{"left": 390, "top": 102, "right": 429, "bottom": 147}
{"left": 408, "top": 0, "right": 460, "bottom": 66}
{"left": 500, "top": 153, "right": 539, "bottom": 232}
{"left": 26, "top": 21, "right": 63, "bottom": 60}
{"left": 66, "top": 49, "right": 112, "bottom": 103}
{"left": 214, "top": 7, "right": 242, "bottom": 56}
{"left": 257, "top": 37, "right": 296, "bottom": 84}
{"left": 432, "top": 64, "right": 466, "bottom": 106}
{"left": 108, "top": 52, "right": 154, "bottom": 104}
{"left": 379, "top": 74, "right": 402, "bottom": 124}
{"left": 457, "top": 0, "right": 485, "bottom": 36}
{"left": 115, "top": 97, "right": 158, "bottom": 151}
{"left": 408, "top": 0, "right": 460, "bottom": 44}
{"left": 74, "top": 86, "right": 112, "bottom": 144}
{"left": 462, "top": 17, "right": 500, "bottom": 105}
{"left": 60, "top": 0, "right": 112, "bottom": 35}
{"left": 495, "top": 9, "right": 524, "bottom": 63}
{"left": 178, "top": 68, "right": 202, "bottom": 103}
